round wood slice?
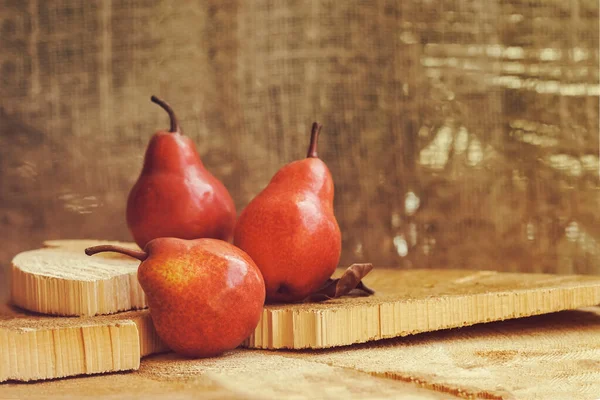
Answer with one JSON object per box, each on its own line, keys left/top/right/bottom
{"left": 11, "top": 240, "right": 147, "bottom": 316}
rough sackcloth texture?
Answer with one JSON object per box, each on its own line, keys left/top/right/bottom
{"left": 0, "top": 1, "right": 598, "bottom": 301}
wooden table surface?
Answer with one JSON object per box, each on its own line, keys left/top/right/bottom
{"left": 2, "top": 307, "right": 599, "bottom": 400}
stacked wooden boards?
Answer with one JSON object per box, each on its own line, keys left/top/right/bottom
{"left": 4, "top": 240, "right": 165, "bottom": 382}
{"left": 4, "top": 239, "right": 600, "bottom": 382}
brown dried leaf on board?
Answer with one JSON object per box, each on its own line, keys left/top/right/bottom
{"left": 303, "top": 263, "right": 375, "bottom": 302}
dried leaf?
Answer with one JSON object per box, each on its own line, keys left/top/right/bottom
{"left": 356, "top": 279, "right": 375, "bottom": 295}
{"left": 334, "top": 263, "right": 373, "bottom": 297}
{"left": 303, "top": 263, "right": 375, "bottom": 303}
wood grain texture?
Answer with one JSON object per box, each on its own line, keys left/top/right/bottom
{"left": 0, "top": 305, "right": 167, "bottom": 382}
{"left": 245, "top": 268, "right": 600, "bottom": 349}
{"left": 279, "top": 307, "right": 600, "bottom": 400}
{"left": 11, "top": 240, "right": 145, "bottom": 316}
{"left": 1, "top": 353, "right": 453, "bottom": 400}
{"left": 2, "top": 308, "right": 599, "bottom": 399}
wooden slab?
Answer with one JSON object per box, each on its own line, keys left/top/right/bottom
{"left": 11, "top": 240, "right": 146, "bottom": 316}
{"left": 0, "top": 305, "right": 167, "bottom": 382}
{"left": 244, "top": 269, "right": 600, "bottom": 349}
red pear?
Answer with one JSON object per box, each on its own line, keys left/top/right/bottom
{"left": 86, "top": 238, "right": 265, "bottom": 358}
{"left": 127, "top": 96, "right": 236, "bottom": 248}
{"left": 234, "top": 123, "right": 342, "bottom": 302}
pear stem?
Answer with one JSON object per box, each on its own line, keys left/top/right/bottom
{"left": 151, "top": 95, "right": 180, "bottom": 133}
{"left": 306, "top": 122, "right": 322, "bottom": 158}
{"left": 85, "top": 245, "right": 148, "bottom": 261}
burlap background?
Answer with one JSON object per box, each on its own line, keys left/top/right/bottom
{"left": 1, "top": 0, "right": 598, "bottom": 301}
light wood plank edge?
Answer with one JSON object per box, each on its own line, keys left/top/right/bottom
{"left": 242, "top": 285, "right": 600, "bottom": 349}
{"left": 0, "top": 311, "right": 169, "bottom": 383}
{"left": 10, "top": 263, "right": 147, "bottom": 317}
{"left": 0, "top": 320, "right": 140, "bottom": 382}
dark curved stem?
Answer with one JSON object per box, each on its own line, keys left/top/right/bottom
{"left": 85, "top": 245, "right": 148, "bottom": 261}
{"left": 151, "top": 95, "right": 180, "bottom": 133}
{"left": 306, "top": 122, "right": 322, "bottom": 158}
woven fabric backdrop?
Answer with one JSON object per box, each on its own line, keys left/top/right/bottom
{"left": 1, "top": 0, "right": 599, "bottom": 300}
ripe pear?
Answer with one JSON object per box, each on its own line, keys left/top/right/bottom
{"left": 234, "top": 123, "right": 341, "bottom": 302}
{"left": 85, "top": 238, "right": 265, "bottom": 358}
{"left": 127, "top": 96, "right": 236, "bottom": 248}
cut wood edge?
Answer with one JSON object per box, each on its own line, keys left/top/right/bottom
{"left": 0, "top": 307, "right": 169, "bottom": 383}
{"left": 11, "top": 242, "right": 147, "bottom": 317}
{"left": 0, "top": 318, "right": 140, "bottom": 382}
{"left": 242, "top": 284, "right": 600, "bottom": 349}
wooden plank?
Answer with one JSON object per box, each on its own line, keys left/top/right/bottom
{"left": 0, "top": 305, "right": 168, "bottom": 382}
{"left": 245, "top": 269, "right": 600, "bottom": 349}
